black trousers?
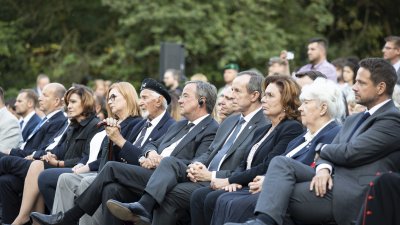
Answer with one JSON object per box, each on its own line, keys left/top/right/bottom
{"left": 0, "top": 155, "right": 33, "bottom": 223}
{"left": 75, "top": 161, "right": 153, "bottom": 225}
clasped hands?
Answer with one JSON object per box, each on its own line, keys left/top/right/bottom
{"left": 187, "top": 162, "right": 212, "bottom": 182}
{"left": 103, "top": 118, "right": 126, "bottom": 147}
{"left": 210, "top": 175, "right": 265, "bottom": 194}
{"left": 39, "top": 152, "right": 58, "bottom": 166}
{"left": 140, "top": 150, "right": 162, "bottom": 169}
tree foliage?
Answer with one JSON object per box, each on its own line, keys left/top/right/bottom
{"left": 0, "top": 0, "right": 398, "bottom": 96}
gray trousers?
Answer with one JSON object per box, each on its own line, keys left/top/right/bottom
{"left": 52, "top": 172, "right": 101, "bottom": 225}
{"left": 255, "top": 156, "right": 334, "bottom": 225}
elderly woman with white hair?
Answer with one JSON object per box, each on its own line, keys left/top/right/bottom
{"left": 211, "top": 77, "right": 346, "bottom": 225}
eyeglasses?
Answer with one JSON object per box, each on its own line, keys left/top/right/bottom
{"left": 108, "top": 94, "right": 117, "bottom": 103}
{"left": 383, "top": 46, "right": 398, "bottom": 51}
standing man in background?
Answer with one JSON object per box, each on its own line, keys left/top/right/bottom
{"left": 382, "top": 36, "right": 400, "bottom": 84}
{"left": 296, "top": 38, "right": 336, "bottom": 82}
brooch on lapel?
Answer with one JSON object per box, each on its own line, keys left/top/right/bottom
{"left": 248, "top": 126, "right": 252, "bottom": 129}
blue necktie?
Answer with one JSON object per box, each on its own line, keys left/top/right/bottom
{"left": 29, "top": 116, "right": 47, "bottom": 138}
{"left": 347, "top": 112, "right": 370, "bottom": 141}
{"left": 208, "top": 117, "right": 246, "bottom": 171}
{"left": 19, "top": 120, "right": 24, "bottom": 129}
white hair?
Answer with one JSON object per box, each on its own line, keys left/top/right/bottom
{"left": 148, "top": 89, "right": 168, "bottom": 110}
{"left": 300, "top": 78, "right": 345, "bottom": 122}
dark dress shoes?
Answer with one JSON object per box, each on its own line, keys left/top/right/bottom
{"left": 107, "top": 200, "right": 151, "bottom": 225}
{"left": 224, "top": 218, "right": 269, "bottom": 225}
{"left": 30, "top": 212, "right": 68, "bottom": 225}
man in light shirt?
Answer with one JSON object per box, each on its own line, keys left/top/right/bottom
{"left": 382, "top": 35, "right": 400, "bottom": 84}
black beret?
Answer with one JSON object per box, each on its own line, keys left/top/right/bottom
{"left": 140, "top": 78, "right": 171, "bottom": 104}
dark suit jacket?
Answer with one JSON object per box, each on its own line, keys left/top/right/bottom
{"left": 86, "top": 116, "right": 142, "bottom": 171}
{"left": 118, "top": 112, "right": 175, "bottom": 164}
{"left": 143, "top": 115, "right": 219, "bottom": 165}
{"left": 284, "top": 120, "right": 340, "bottom": 166}
{"left": 49, "top": 115, "right": 100, "bottom": 167}
{"left": 194, "top": 109, "right": 268, "bottom": 178}
{"left": 21, "top": 113, "right": 41, "bottom": 141}
{"left": 10, "top": 110, "right": 67, "bottom": 157}
{"left": 319, "top": 100, "right": 400, "bottom": 225}
{"left": 228, "top": 119, "right": 303, "bottom": 185}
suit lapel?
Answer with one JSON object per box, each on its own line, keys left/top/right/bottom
{"left": 147, "top": 112, "right": 172, "bottom": 143}
{"left": 351, "top": 101, "right": 394, "bottom": 139}
{"left": 171, "top": 116, "right": 212, "bottom": 156}
{"left": 291, "top": 121, "right": 336, "bottom": 159}
{"left": 224, "top": 109, "right": 264, "bottom": 159}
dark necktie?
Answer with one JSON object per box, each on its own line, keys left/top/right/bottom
{"left": 134, "top": 121, "right": 152, "bottom": 147}
{"left": 347, "top": 111, "right": 370, "bottom": 141}
{"left": 208, "top": 117, "right": 246, "bottom": 171}
{"left": 20, "top": 120, "right": 24, "bottom": 129}
{"left": 168, "top": 122, "right": 195, "bottom": 145}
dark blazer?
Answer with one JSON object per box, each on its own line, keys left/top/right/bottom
{"left": 284, "top": 120, "right": 340, "bottom": 166}
{"left": 10, "top": 110, "right": 67, "bottom": 157}
{"left": 49, "top": 115, "right": 100, "bottom": 167}
{"left": 21, "top": 113, "right": 41, "bottom": 141}
{"left": 228, "top": 119, "right": 304, "bottom": 185}
{"left": 195, "top": 109, "right": 269, "bottom": 178}
{"left": 87, "top": 116, "right": 142, "bottom": 171}
{"left": 143, "top": 115, "right": 219, "bottom": 165}
{"left": 319, "top": 100, "right": 400, "bottom": 225}
{"left": 118, "top": 112, "right": 175, "bottom": 164}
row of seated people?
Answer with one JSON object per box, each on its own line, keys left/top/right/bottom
{"left": 0, "top": 57, "right": 399, "bottom": 225}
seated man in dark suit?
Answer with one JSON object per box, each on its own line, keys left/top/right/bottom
{"left": 106, "top": 71, "right": 269, "bottom": 225}
{"left": 225, "top": 58, "right": 400, "bottom": 225}
{"left": 31, "top": 80, "right": 219, "bottom": 225}
{"left": 2, "top": 83, "right": 67, "bottom": 158}
{"left": 15, "top": 89, "right": 41, "bottom": 142}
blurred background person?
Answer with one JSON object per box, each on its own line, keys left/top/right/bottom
{"left": 215, "top": 87, "right": 238, "bottom": 123}
{"left": 218, "top": 63, "right": 239, "bottom": 95}
{"left": 190, "top": 73, "right": 208, "bottom": 82}
{"left": 33, "top": 74, "right": 50, "bottom": 97}
{"left": 163, "top": 69, "right": 182, "bottom": 96}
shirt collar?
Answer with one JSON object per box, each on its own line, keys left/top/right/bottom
{"left": 367, "top": 99, "right": 391, "bottom": 115}
{"left": 393, "top": 60, "right": 400, "bottom": 72}
{"left": 45, "top": 109, "right": 62, "bottom": 120}
{"left": 241, "top": 107, "right": 263, "bottom": 123}
{"left": 190, "top": 114, "right": 209, "bottom": 126}
{"left": 21, "top": 111, "right": 35, "bottom": 122}
{"left": 304, "top": 119, "right": 334, "bottom": 141}
{"left": 147, "top": 110, "right": 166, "bottom": 127}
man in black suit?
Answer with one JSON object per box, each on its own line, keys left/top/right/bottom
{"left": 14, "top": 89, "right": 41, "bottom": 142}
{"left": 106, "top": 71, "right": 268, "bottom": 225}
{"left": 225, "top": 58, "right": 400, "bottom": 225}
{"left": 0, "top": 83, "right": 66, "bottom": 224}
{"left": 2, "top": 83, "right": 67, "bottom": 158}
{"left": 31, "top": 80, "right": 219, "bottom": 225}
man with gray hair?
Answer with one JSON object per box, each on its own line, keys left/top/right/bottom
{"left": 106, "top": 71, "right": 268, "bottom": 225}
{"left": 0, "top": 86, "right": 22, "bottom": 154}
{"left": 31, "top": 80, "right": 220, "bottom": 225}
